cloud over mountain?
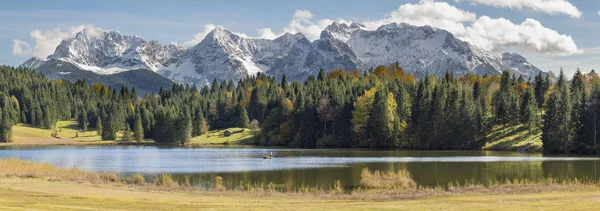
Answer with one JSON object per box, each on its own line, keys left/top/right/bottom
{"left": 12, "top": 25, "right": 103, "bottom": 58}
{"left": 250, "top": 0, "right": 579, "bottom": 56}
{"left": 455, "top": 0, "right": 582, "bottom": 18}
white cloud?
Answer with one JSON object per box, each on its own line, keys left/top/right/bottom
{"left": 13, "top": 1, "right": 580, "bottom": 59}
{"left": 12, "top": 39, "right": 32, "bottom": 56}
{"left": 185, "top": 24, "right": 217, "bottom": 46}
{"left": 21, "top": 24, "right": 103, "bottom": 58}
{"left": 598, "top": 10, "right": 600, "bottom": 16}
{"left": 464, "top": 17, "right": 579, "bottom": 55}
{"left": 185, "top": 24, "right": 249, "bottom": 46}
{"left": 257, "top": 9, "right": 348, "bottom": 40}
{"left": 363, "top": 0, "right": 476, "bottom": 35}
{"left": 456, "top": 0, "right": 582, "bottom": 18}
{"left": 257, "top": 28, "right": 279, "bottom": 40}
{"left": 258, "top": 1, "right": 578, "bottom": 56}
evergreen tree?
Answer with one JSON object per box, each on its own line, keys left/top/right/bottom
{"left": 237, "top": 105, "right": 250, "bottom": 128}
{"left": 96, "top": 116, "right": 102, "bottom": 136}
{"left": 122, "top": 124, "right": 133, "bottom": 142}
{"left": 101, "top": 104, "right": 119, "bottom": 140}
{"left": 178, "top": 108, "right": 192, "bottom": 145}
{"left": 521, "top": 86, "right": 541, "bottom": 132}
{"left": 542, "top": 70, "right": 572, "bottom": 153}
{"left": 0, "top": 110, "right": 13, "bottom": 143}
{"left": 78, "top": 109, "right": 88, "bottom": 132}
{"left": 133, "top": 109, "right": 144, "bottom": 142}
{"left": 281, "top": 74, "right": 288, "bottom": 90}
{"left": 192, "top": 107, "right": 206, "bottom": 136}
{"left": 534, "top": 71, "right": 549, "bottom": 109}
{"left": 367, "top": 88, "right": 392, "bottom": 148}
{"left": 493, "top": 71, "right": 519, "bottom": 124}
{"left": 579, "top": 87, "right": 600, "bottom": 155}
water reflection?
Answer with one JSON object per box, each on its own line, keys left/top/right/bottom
{"left": 0, "top": 146, "right": 599, "bottom": 189}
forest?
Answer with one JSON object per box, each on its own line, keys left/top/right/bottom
{"left": 0, "top": 64, "right": 598, "bottom": 154}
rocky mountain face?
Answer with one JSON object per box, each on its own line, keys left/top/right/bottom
{"left": 22, "top": 22, "right": 544, "bottom": 89}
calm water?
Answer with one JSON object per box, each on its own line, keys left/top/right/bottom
{"left": 1, "top": 145, "right": 600, "bottom": 190}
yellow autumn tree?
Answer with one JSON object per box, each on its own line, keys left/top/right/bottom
{"left": 351, "top": 88, "right": 376, "bottom": 141}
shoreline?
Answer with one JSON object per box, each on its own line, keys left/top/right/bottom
{"left": 2, "top": 121, "right": 543, "bottom": 153}
{"left": 0, "top": 158, "right": 599, "bottom": 210}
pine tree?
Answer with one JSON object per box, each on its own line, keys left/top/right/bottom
{"left": 0, "top": 110, "right": 13, "bottom": 143}
{"left": 101, "top": 104, "right": 119, "bottom": 141}
{"left": 237, "top": 105, "right": 250, "bottom": 128}
{"left": 78, "top": 109, "right": 88, "bottom": 132}
{"left": 579, "top": 87, "right": 600, "bottom": 155}
{"left": 96, "top": 116, "right": 102, "bottom": 136}
{"left": 122, "top": 124, "right": 133, "bottom": 142}
{"left": 534, "top": 71, "right": 549, "bottom": 109}
{"left": 521, "top": 86, "right": 541, "bottom": 132}
{"left": 179, "top": 108, "right": 192, "bottom": 145}
{"left": 133, "top": 109, "right": 144, "bottom": 142}
{"left": 542, "top": 70, "right": 572, "bottom": 153}
{"left": 368, "top": 88, "right": 392, "bottom": 148}
{"left": 493, "top": 71, "right": 519, "bottom": 124}
{"left": 193, "top": 107, "right": 205, "bottom": 136}
{"left": 281, "top": 74, "right": 288, "bottom": 90}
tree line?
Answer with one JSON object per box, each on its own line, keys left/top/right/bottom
{"left": 0, "top": 64, "right": 599, "bottom": 154}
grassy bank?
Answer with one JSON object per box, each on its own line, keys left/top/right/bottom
{"left": 483, "top": 124, "right": 542, "bottom": 152}
{"left": 0, "top": 121, "right": 154, "bottom": 146}
{"left": 2, "top": 120, "right": 545, "bottom": 153}
{"left": 1, "top": 121, "right": 254, "bottom": 147}
{"left": 1, "top": 159, "right": 600, "bottom": 210}
{"left": 189, "top": 128, "right": 254, "bottom": 145}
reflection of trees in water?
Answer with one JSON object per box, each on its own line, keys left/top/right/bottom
{"left": 542, "top": 160, "right": 599, "bottom": 180}
{"left": 403, "top": 161, "right": 545, "bottom": 187}
{"left": 167, "top": 159, "right": 600, "bottom": 190}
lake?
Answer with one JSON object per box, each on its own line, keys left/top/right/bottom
{"left": 1, "top": 145, "right": 600, "bottom": 190}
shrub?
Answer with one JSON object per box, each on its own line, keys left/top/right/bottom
{"left": 132, "top": 173, "right": 145, "bottom": 185}
{"left": 215, "top": 176, "right": 224, "bottom": 191}
{"left": 359, "top": 168, "right": 416, "bottom": 190}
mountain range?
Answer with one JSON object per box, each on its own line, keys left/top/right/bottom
{"left": 21, "top": 22, "right": 543, "bottom": 93}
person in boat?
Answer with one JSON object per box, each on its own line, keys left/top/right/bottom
{"left": 263, "top": 152, "right": 273, "bottom": 159}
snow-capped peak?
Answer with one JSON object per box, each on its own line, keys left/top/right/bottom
{"left": 22, "top": 21, "right": 544, "bottom": 86}
{"left": 324, "top": 22, "right": 366, "bottom": 42}
{"left": 46, "top": 29, "right": 186, "bottom": 74}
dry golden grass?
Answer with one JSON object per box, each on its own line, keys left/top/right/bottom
{"left": 359, "top": 168, "right": 416, "bottom": 190}
{"left": 0, "top": 158, "right": 107, "bottom": 184}
{"left": 2, "top": 158, "right": 599, "bottom": 199}
{"left": 132, "top": 173, "right": 145, "bottom": 185}
{"left": 2, "top": 159, "right": 600, "bottom": 210}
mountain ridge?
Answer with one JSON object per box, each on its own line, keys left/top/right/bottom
{"left": 21, "top": 22, "right": 544, "bottom": 89}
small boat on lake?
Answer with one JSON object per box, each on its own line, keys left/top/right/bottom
{"left": 263, "top": 152, "right": 273, "bottom": 159}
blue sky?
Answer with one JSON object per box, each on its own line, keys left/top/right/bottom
{"left": 1, "top": 0, "right": 599, "bottom": 76}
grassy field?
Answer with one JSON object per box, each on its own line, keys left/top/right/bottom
{"left": 1, "top": 120, "right": 255, "bottom": 146}
{"left": 483, "top": 124, "right": 542, "bottom": 152}
{"left": 1, "top": 177, "right": 600, "bottom": 211}
{"left": 0, "top": 120, "right": 153, "bottom": 146}
{"left": 190, "top": 127, "right": 255, "bottom": 145}
{"left": 0, "top": 159, "right": 599, "bottom": 210}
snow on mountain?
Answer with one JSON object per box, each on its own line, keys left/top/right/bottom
{"left": 165, "top": 27, "right": 307, "bottom": 84}
{"left": 21, "top": 57, "right": 47, "bottom": 69}
{"left": 22, "top": 22, "right": 544, "bottom": 86}
{"left": 501, "top": 52, "right": 542, "bottom": 78}
{"left": 337, "top": 23, "right": 528, "bottom": 77}
{"left": 47, "top": 28, "right": 186, "bottom": 74}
